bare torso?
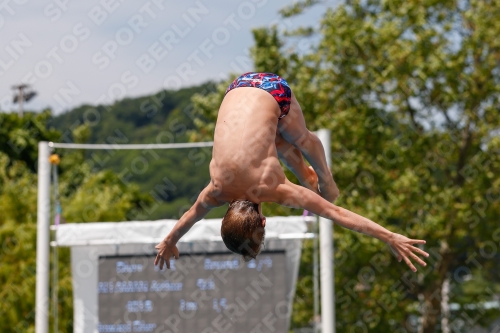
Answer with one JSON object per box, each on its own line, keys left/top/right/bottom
{"left": 209, "top": 87, "right": 286, "bottom": 203}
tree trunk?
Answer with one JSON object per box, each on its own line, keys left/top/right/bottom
{"left": 422, "top": 285, "right": 443, "bottom": 333}
{"left": 421, "top": 249, "right": 453, "bottom": 333}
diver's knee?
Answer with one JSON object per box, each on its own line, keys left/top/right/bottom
{"left": 332, "top": 186, "right": 340, "bottom": 202}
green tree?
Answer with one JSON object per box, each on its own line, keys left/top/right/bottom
{"left": 0, "top": 110, "right": 60, "bottom": 170}
{"left": 190, "top": 1, "right": 500, "bottom": 331}
{"left": 0, "top": 112, "right": 152, "bottom": 332}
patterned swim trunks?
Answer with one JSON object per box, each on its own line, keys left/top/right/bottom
{"left": 225, "top": 72, "right": 292, "bottom": 119}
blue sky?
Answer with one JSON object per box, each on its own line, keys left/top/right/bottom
{"left": 0, "top": 0, "right": 333, "bottom": 114}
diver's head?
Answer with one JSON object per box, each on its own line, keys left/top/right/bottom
{"left": 221, "top": 200, "right": 266, "bottom": 261}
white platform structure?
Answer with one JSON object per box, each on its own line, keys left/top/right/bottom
{"left": 36, "top": 130, "right": 335, "bottom": 333}
{"left": 54, "top": 217, "right": 309, "bottom": 333}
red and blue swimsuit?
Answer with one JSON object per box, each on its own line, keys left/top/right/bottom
{"left": 225, "top": 72, "right": 292, "bottom": 119}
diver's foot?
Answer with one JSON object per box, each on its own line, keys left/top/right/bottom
{"left": 304, "top": 166, "right": 320, "bottom": 195}
{"left": 318, "top": 178, "right": 340, "bottom": 203}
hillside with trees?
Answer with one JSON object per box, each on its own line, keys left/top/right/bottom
{"left": 50, "top": 82, "right": 229, "bottom": 221}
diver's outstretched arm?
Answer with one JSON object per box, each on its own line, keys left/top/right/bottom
{"left": 275, "top": 180, "right": 429, "bottom": 272}
{"left": 155, "top": 184, "right": 223, "bottom": 269}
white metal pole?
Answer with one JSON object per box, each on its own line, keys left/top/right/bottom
{"left": 317, "top": 129, "right": 335, "bottom": 333}
{"left": 313, "top": 215, "right": 320, "bottom": 332}
{"left": 36, "top": 141, "right": 51, "bottom": 333}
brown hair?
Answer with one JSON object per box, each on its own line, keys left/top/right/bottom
{"left": 221, "top": 200, "right": 265, "bottom": 261}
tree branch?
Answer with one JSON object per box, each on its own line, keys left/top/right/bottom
{"left": 454, "top": 118, "right": 473, "bottom": 187}
{"left": 441, "top": 108, "right": 459, "bottom": 131}
{"left": 405, "top": 96, "right": 421, "bottom": 131}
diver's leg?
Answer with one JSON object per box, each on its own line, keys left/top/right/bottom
{"left": 275, "top": 132, "right": 319, "bottom": 194}
{"left": 278, "top": 93, "right": 339, "bottom": 202}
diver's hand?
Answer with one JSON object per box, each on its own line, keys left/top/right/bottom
{"left": 387, "top": 233, "right": 429, "bottom": 272}
{"left": 154, "top": 238, "right": 179, "bottom": 270}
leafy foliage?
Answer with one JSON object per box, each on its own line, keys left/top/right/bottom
{"left": 0, "top": 111, "right": 154, "bottom": 332}
{"left": 191, "top": 1, "right": 500, "bottom": 332}
{"left": 0, "top": 111, "right": 60, "bottom": 171}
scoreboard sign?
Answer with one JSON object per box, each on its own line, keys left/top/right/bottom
{"left": 98, "top": 252, "right": 288, "bottom": 333}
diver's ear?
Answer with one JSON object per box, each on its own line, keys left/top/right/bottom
{"left": 261, "top": 216, "right": 266, "bottom": 227}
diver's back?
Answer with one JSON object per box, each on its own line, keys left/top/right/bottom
{"left": 211, "top": 87, "right": 281, "bottom": 179}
